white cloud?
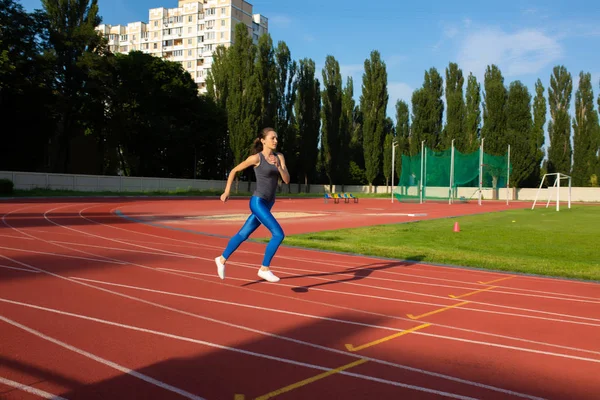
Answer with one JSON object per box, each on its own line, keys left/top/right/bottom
{"left": 339, "top": 63, "right": 364, "bottom": 79}
{"left": 457, "top": 27, "right": 563, "bottom": 80}
{"left": 268, "top": 15, "right": 292, "bottom": 28}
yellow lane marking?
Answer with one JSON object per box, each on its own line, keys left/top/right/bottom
{"left": 478, "top": 276, "right": 515, "bottom": 285}
{"left": 345, "top": 323, "right": 431, "bottom": 352}
{"left": 234, "top": 395, "right": 245, "bottom": 400}
{"left": 449, "top": 286, "right": 498, "bottom": 299}
{"left": 254, "top": 359, "right": 368, "bottom": 399}
{"left": 407, "top": 301, "right": 470, "bottom": 320}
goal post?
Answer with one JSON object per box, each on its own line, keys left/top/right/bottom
{"left": 531, "top": 173, "right": 572, "bottom": 211}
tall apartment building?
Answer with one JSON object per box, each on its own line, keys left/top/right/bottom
{"left": 96, "top": 0, "right": 268, "bottom": 92}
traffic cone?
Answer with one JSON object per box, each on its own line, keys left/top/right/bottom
{"left": 453, "top": 221, "right": 460, "bottom": 232}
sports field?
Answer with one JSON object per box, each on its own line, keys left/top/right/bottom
{"left": 1, "top": 196, "right": 599, "bottom": 399}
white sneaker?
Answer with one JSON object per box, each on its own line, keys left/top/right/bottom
{"left": 215, "top": 257, "right": 225, "bottom": 279}
{"left": 258, "top": 269, "right": 280, "bottom": 283}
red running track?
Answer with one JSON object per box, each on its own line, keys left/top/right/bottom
{"left": 1, "top": 197, "right": 599, "bottom": 400}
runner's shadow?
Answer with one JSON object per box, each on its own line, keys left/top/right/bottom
{"left": 241, "top": 255, "right": 425, "bottom": 292}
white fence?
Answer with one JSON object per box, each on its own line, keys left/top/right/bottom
{"left": 1, "top": 170, "right": 600, "bottom": 202}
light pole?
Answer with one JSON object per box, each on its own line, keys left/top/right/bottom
{"left": 391, "top": 140, "right": 398, "bottom": 203}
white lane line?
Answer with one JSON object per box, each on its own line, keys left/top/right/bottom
{"left": 0, "top": 376, "right": 67, "bottom": 399}
{"left": 161, "top": 267, "right": 600, "bottom": 328}
{"left": 74, "top": 205, "right": 600, "bottom": 306}
{"left": 37, "top": 206, "right": 600, "bottom": 322}
{"left": 0, "top": 234, "right": 35, "bottom": 241}
{"left": 4, "top": 206, "right": 600, "bottom": 352}
{"left": 98, "top": 236, "right": 600, "bottom": 301}
{"left": 40, "top": 239, "right": 600, "bottom": 304}
{"left": 0, "top": 298, "right": 542, "bottom": 400}
{"left": 0, "top": 252, "right": 543, "bottom": 399}
{"left": 79, "top": 203, "right": 600, "bottom": 298}
{"left": 0, "top": 245, "right": 128, "bottom": 265}
{"left": 0, "top": 316, "right": 205, "bottom": 400}
{"left": 66, "top": 277, "right": 600, "bottom": 362}
{"left": 0, "top": 264, "right": 39, "bottom": 273}
{"left": 48, "top": 240, "right": 196, "bottom": 259}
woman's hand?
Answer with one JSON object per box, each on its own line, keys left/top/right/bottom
{"left": 220, "top": 191, "right": 230, "bottom": 202}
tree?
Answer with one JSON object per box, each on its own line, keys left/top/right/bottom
{"left": 226, "top": 23, "right": 261, "bottom": 190}
{"left": 206, "top": 45, "right": 230, "bottom": 109}
{"left": 464, "top": 73, "right": 481, "bottom": 153}
{"left": 256, "top": 33, "right": 277, "bottom": 128}
{"left": 339, "top": 77, "right": 354, "bottom": 188}
{"left": 295, "top": 58, "right": 321, "bottom": 192}
{"left": 41, "top": 0, "right": 107, "bottom": 173}
{"left": 481, "top": 64, "right": 508, "bottom": 155}
{"left": 572, "top": 71, "right": 599, "bottom": 186}
{"left": 505, "top": 81, "right": 534, "bottom": 188}
{"left": 274, "top": 41, "right": 298, "bottom": 189}
{"left": 382, "top": 117, "right": 395, "bottom": 190}
{"left": 547, "top": 65, "right": 573, "bottom": 178}
{"left": 410, "top": 68, "right": 443, "bottom": 154}
{"left": 0, "top": 0, "right": 55, "bottom": 172}
{"left": 320, "top": 55, "right": 343, "bottom": 190}
{"left": 529, "top": 79, "right": 546, "bottom": 186}
{"left": 106, "top": 52, "right": 205, "bottom": 178}
{"left": 360, "top": 50, "right": 388, "bottom": 192}
{"left": 395, "top": 99, "right": 410, "bottom": 180}
{"left": 443, "top": 62, "right": 465, "bottom": 150}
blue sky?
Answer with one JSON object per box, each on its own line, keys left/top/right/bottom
{"left": 19, "top": 0, "right": 600, "bottom": 126}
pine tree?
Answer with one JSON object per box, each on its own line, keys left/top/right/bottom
{"left": 530, "top": 79, "right": 546, "bottom": 186}
{"left": 320, "top": 55, "right": 342, "bottom": 190}
{"left": 274, "top": 41, "right": 297, "bottom": 188}
{"left": 226, "top": 23, "right": 261, "bottom": 190}
{"left": 443, "top": 62, "right": 465, "bottom": 150}
{"left": 360, "top": 50, "right": 388, "bottom": 192}
{"left": 395, "top": 100, "right": 410, "bottom": 180}
{"left": 295, "top": 58, "right": 321, "bottom": 192}
{"left": 505, "top": 80, "right": 534, "bottom": 188}
{"left": 481, "top": 65, "right": 508, "bottom": 155}
{"left": 410, "top": 68, "right": 443, "bottom": 154}
{"left": 464, "top": 73, "right": 481, "bottom": 153}
{"left": 547, "top": 65, "right": 573, "bottom": 177}
{"left": 339, "top": 77, "right": 354, "bottom": 188}
{"left": 572, "top": 72, "right": 598, "bottom": 186}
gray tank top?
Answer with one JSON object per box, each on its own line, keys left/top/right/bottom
{"left": 253, "top": 152, "right": 280, "bottom": 202}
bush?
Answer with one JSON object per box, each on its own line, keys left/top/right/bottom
{"left": 0, "top": 179, "right": 14, "bottom": 194}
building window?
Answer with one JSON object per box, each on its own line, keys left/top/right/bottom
{"left": 188, "top": 16, "right": 193, "bottom": 22}
{"left": 188, "top": 39, "right": 193, "bottom": 44}
{"left": 221, "top": 19, "right": 225, "bottom": 26}
{"left": 187, "top": 61, "right": 192, "bottom": 68}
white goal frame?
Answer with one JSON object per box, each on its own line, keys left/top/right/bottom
{"left": 531, "top": 173, "right": 571, "bottom": 211}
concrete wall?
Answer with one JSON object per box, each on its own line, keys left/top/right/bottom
{"left": 1, "top": 170, "right": 599, "bottom": 202}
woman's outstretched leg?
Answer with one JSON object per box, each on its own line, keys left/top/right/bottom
{"left": 249, "top": 197, "right": 285, "bottom": 282}
{"left": 215, "top": 210, "right": 261, "bottom": 279}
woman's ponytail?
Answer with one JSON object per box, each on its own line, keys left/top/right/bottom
{"left": 251, "top": 127, "right": 274, "bottom": 154}
{"left": 252, "top": 137, "right": 263, "bottom": 154}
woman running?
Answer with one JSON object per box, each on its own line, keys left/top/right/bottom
{"left": 214, "top": 127, "right": 290, "bottom": 283}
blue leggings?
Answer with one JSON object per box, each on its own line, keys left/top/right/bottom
{"left": 222, "top": 196, "right": 285, "bottom": 267}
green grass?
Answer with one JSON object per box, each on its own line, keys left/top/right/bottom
{"left": 276, "top": 206, "right": 600, "bottom": 281}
